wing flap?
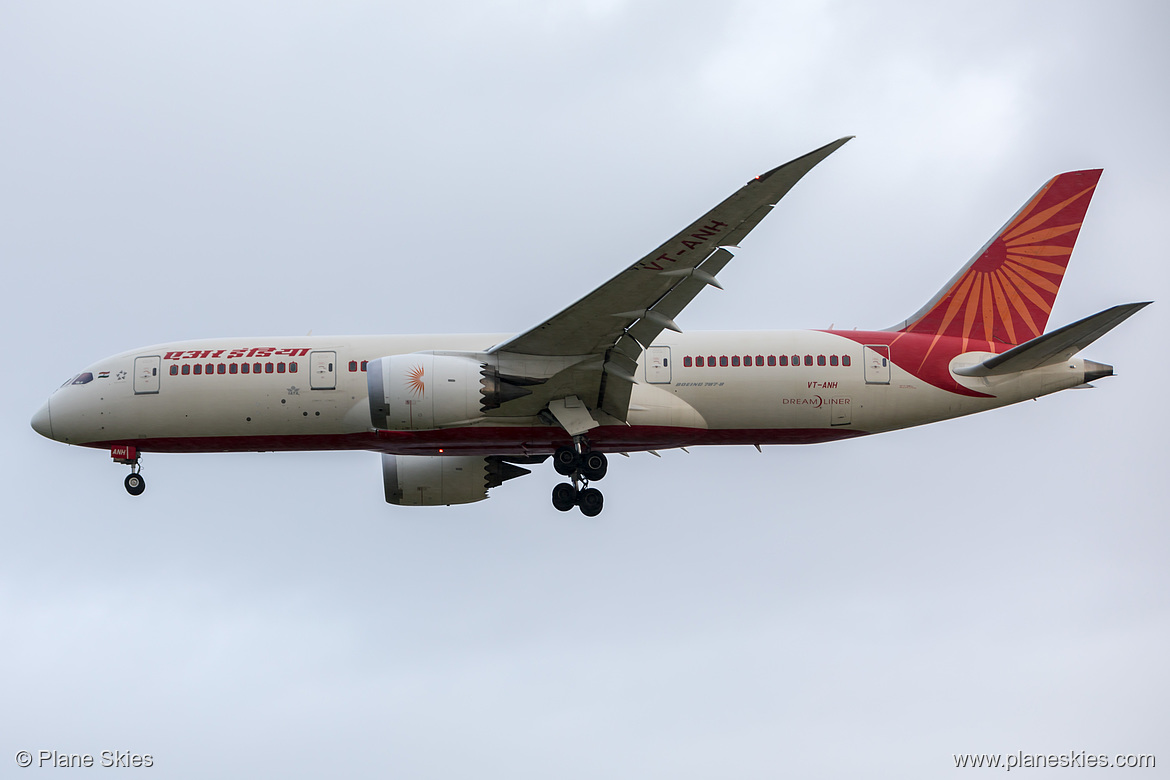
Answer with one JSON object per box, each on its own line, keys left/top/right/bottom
{"left": 625, "top": 247, "right": 735, "bottom": 348}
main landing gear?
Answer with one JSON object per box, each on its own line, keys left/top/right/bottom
{"left": 550, "top": 442, "right": 608, "bottom": 517}
{"left": 112, "top": 446, "right": 146, "bottom": 496}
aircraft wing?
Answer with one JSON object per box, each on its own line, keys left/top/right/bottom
{"left": 487, "top": 136, "right": 852, "bottom": 422}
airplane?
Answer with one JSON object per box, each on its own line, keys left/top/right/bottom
{"left": 30, "top": 137, "right": 1150, "bottom": 515}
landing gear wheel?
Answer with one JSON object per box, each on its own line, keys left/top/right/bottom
{"left": 577, "top": 487, "right": 604, "bottom": 517}
{"left": 580, "top": 451, "right": 608, "bottom": 481}
{"left": 124, "top": 473, "right": 146, "bottom": 496}
{"left": 553, "top": 446, "right": 580, "bottom": 476}
{"left": 551, "top": 482, "right": 577, "bottom": 512}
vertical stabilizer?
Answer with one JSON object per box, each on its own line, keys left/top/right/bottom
{"left": 891, "top": 169, "right": 1102, "bottom": 347}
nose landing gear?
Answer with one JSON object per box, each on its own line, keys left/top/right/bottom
{"left": 551, "top": 442, "right": 607, "bottom": 516}
{"left": 112, "top": 445, "right": 146, "bottom": 496}
{"left": 124, "top": 470, "right": 146, "bottom": 496}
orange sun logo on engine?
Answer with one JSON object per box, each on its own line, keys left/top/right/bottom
{"left": 406, "top": 364, "right": 425, "bottom": 397}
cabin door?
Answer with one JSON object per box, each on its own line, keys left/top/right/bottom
{"left": 310, "top": 351, "right": 337, "bottom": 390}
{"left": 645, "top": 346, "right": 671, "bottom": 384}
{"left": 133, "top": 356, "right": 161, "bottom": 395}
{"left": 863, "top": 345, "right": 891, "bottom": 385}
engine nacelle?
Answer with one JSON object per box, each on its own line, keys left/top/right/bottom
{"left": 368, "top": 353, "right": 484, "bottom": 430}
{"left": 382, "top": 454, "right": 531, "bottom": 506}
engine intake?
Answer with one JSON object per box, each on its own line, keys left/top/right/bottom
{"left": 368, "top": 352, "right": 551, "bottom": 429}
{"left": 368, "top": 353, "right": 484, "bottom": 430}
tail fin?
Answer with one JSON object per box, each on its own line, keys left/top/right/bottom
{"left": 892, "top": 169, "right": 1103, "bottom": 347}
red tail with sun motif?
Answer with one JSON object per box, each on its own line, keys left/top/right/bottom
{"left": 896, "top": 169, "right": 1102, "bottom": 348}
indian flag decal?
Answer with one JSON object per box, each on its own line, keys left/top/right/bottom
{"left": 98, "top": 371, "right": 111, "bottom": 379}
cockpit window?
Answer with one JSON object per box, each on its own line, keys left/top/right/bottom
{"left": 71, "top": 372, "right": 94, "bottom": 385}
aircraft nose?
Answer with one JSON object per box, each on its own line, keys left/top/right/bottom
{"left": 31, "top": 399, "right": 53, "bottom": 440}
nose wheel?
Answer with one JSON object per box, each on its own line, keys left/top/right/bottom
{"left": 124, "top": 470, "right": 146, "bottom": 496}
{"left": 112, "top": 446, "right": 146, "bottom": 496}
{"left": 551, "top": 444, "right": 607, "bottom": 516}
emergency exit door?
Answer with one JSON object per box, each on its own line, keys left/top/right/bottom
{"left": 310, "top": 351, "right": 337, "bottom": 390}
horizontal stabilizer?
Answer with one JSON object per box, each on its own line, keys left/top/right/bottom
{"left": 954, "top": 302, "right": 1151, "bottom": 377}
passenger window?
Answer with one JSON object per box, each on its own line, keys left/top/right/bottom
{"left": 265, "top": 362, "right": 274, "bottom": 373}
{"left": 731, "top": 356, "right": 740, "bottom": 367}
{"left": 230, "top": 363, "right": 238, "bottom": 374}
{"left": 277, "top": 362, "right": 286, "bottom": 373}
{"left": 242, "top": 363, "right": 250, "bottom": 374}
{"left": 719, "top": 356, "right": 728, "bottom": 367}
{"left": 349, "top": 361, "right": 358, "bottom": 372}
{"left": 791, "top": 355, "right": 799, "bottom": 365}
{"left": 181, "top": 365, "right": 190, "bottom": 375}
{"left": 683, "top": 356, "right": 692, "bottom": 367}
{"left": 830, "top": 355, "right": 838, "bottom": 366}
{"left": 217, "top": 363, "right": 226, "bottom": 374}
{"left": 193, "top": 364, "right": 202, "bottom": 375}
{"left": 708, "top": 355, "right": 716, "bottom": 366}
{"left": 778, "top": 355, "right": 788, "bottom": 366}
{"left": 169, "top": 365, "right": 178, "bottom": 376}
{"left": 755, "top": 356, "right": 764, "bottom": 366}
{"left": 843, "top": 355, "right": 852, "bottom": 367}
{"left": 254, "top": 362, "right": 262, "bottom": 374}
{"left": 696, "top": 356, "right": 704, "bottom": 367}
{"left": 804, "top": 355, "right": 813, "bottom": 366}
{"left": 205, "top": 363, "right": 214, "bottom": 374}
{"left": 360, "top": 361, "right": 367, "bottom": 371}
{"left": 290, "top": 362, "right": 298, "bottom": 373}
{"left": 817, "top": 355, "right": 826, "bottom": 366}
{"left": 768, "top": 355, "right": 777, "bottom": 366}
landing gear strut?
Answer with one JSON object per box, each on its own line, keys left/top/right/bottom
{"left": 550, "top": 440, "right": 607, "bottom": 516}
{"left": 112, "top": 445, "right": 145, "bottom": 496}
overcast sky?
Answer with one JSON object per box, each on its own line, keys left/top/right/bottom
{"left": 3, "top": 1, "right": 1168, "bottom": 777}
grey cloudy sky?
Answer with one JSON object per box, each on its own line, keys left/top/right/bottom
{"left": 3, "top": 1, "right": 1168, "bottom": 777}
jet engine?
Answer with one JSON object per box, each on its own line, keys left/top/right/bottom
{"left": 382, "top": 454, "right": 531, "bottom": 506}
{"left": 367, "top": 353, "right": 484, "bottom": 430}
{"left": 367, "top": 352, "right": 546, "bottom": 430}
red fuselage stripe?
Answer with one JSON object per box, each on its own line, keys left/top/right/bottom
{"left": 85, "top": 426, "right": 871, "bottom": 457}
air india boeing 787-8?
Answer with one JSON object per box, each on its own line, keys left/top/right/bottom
{"left": 31, "top": 138, "right": 1149, "bottom": 515}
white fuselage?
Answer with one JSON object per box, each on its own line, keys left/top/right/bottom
{"left": 35, "top": 329, "right": 1092, "bottom": 456}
